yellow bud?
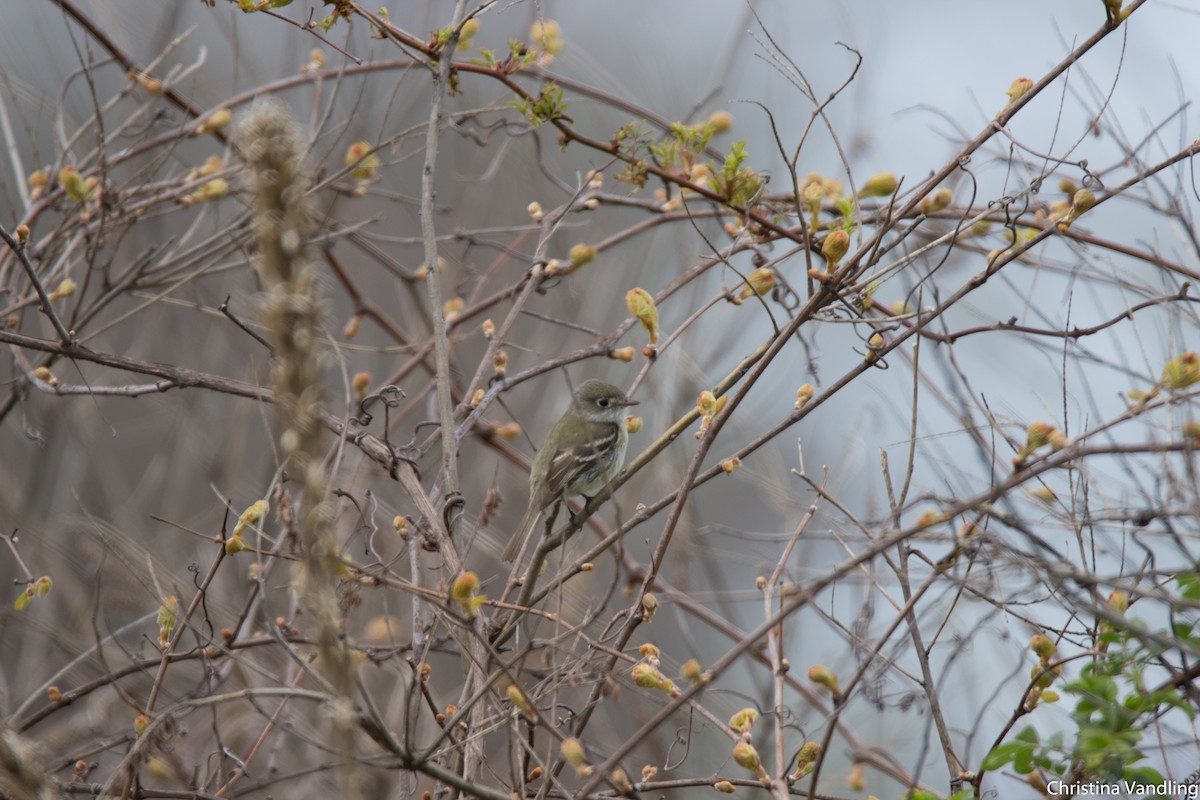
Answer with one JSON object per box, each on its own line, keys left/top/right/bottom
{"left": 625, "top": 287, "right": 658, "bottom": 344}
{"left": 640, "top": 592, "right": 659, "bottom": 621}
{"left": 631, "top": 662, "right": 660, "bottom": 688}
{"left": 492, "top": 349, "right": 508, "bottom": 377}
{"left": 507, "top": 685, "right": 534, "bottom": 718}
{"left": 47, "top": 686, "right": 62, "bottom": 703}
{"left": 795, "top": 742, "right": 821, "bottom": 767}
{"left": 460, "top": 17, "right": 479, "bottom": 39}
{"left": 50, "top": 278, "right": 77, "bottom": 300}
{"left": 609, "top": 346, "right": 636, "bottom": 362}
{"left": 847, "top": 762, "right": 865, "bottom": 791}
{"left": 682, "top": 658, "right": 704, "bottom": 682}
{"left": 15, "top": 224, "right": 30, "bottom": 245}
{"left": 800, "top": 184, "right": 824, "bottom": 219}
{"left": 561, "top": 737, "right": 586, "bottom": 766}
{"left": 915, "top": 509, "right": 942, "bottom": 529}
{"left": 481, "top": 318, "right": 495, "bottom": 338}
{"left": 625, "top": 415, "right": 642, "bottom": 434}
{"left": 470, "top": 389, "right": 485, "bottom": 408}
{"left": 865, "top": 332, "right": 886, "bottom": 364}
{"left": 224, "top": 534, "right": 249, "bottom": 555}
{"left": 639, "top": 642, "right": 660, "bottom": 659}
{"left": 1108, "top": 590, "right": 1128, "bottom": 614}
{"left": 611, "top": 769, "right": 633, "bottom": 794}
{"left": 1031, "top": 487, "right": 1057, "bottom": 504}
{"left": 728, "top": 707, "right": 758, "bottom": 734}
{"left": 304, "top": 48, "right": 327, "bottom": 72}
{"left": 530, "top": 19, "right": 563, "bottom": 55}
{"left": 197, "top": 107, "right": 232, "bottom": 134}
{"left": 527, "top": 201, "right": 544, "bottom": 221}
{"left": 130, "top": 71, "right": 163, "bottom": 94}
{"left": 721, "top": 457, "right": 742, "bottom": 474}
{"left": 1163, "top": 353, "right": 1200, "bottom": 390}
{"left": 714, "top": 781, "right": 736, "bottom": 794}
{"left": 1072, "top": 188, "right": 1095, "bottom": 214}
{"left": 739, "top": 267, "right": 776, "bottom": 300}
{"left": 442, "top": 297, "right": 464, "bottom": 322}
{"left": 184, "top": 178, "right": 228, "bottom": 205}
{"left": 919, "top": 187, "right": 953, "bottom": 214}
{"left": 808, "top": 664, "right": 840, "bottom": 697}
{"left": 59, "top": 166, "right": 93, "bottom": 203}
{"left": 642, "top": 764, "right": 658, "bottom": 782}
{"left": 1025, "top": 421, "right": 1054, "bottom": 449}
{"left": 415, "top": 257, "right": 445, "bottom": 280}
{"left": 351, "top": 371, "right": 371, "bottom": 398}
{"left": 859, "top": 172, "right": 898, "bottom": 198}
{"left": 732, "top": 741, "right": 762, "bottom": 772}
{"left": 157, "top": 595, "right": 180, "bottom": 632}
{"left": 1031, "top": 661, "right": 1061, "bottom": 689}
{"left": 134, "top": 714, "right": 152, "bottom": 737}
{"left": 697, "top": 390, "right": 717, "bottom": 418}
{"left": 450, "top": 572, "right": 478, "bottom": 602}
{"left": 33, "top": 366, "right": 58, "bottom": 386}
{"left": 1006, "top": 77, "right": 1034, "bottom": 106}
{"left": 14, "top": 585, "right": 34, "bottom": 611}
{"left": 707, "top": 109, "right": 734, "bottom": 133}
{"left": 342, "top": 314, "right": 362, "bottom": 339}
{"left": 34, "top": 576, "right": 52, "bottom": 597}
{"left": 233, "top": 500, "right": 269, "bottom": 537}
{"left": 199, "top": 155, "right": 225, "bottom": 176}
{"left": 1030, "top": 634, "right": 1056, "bottom": 661}
{"left": 345, "top": 141, "right": 380, "bottom": 182}
{"left": 794, "top": 383, "right": 814, "bottom": 410}
{"left": 570, "top": 242, "right": 597, "bottom": 267}
{"left": 492, "top": 421, "right": 521, "bottom": 440}
{"left": 821, "top": 229, "right": 850, "bottom": 266}
{"left": 392, "top": 516, "right": 409, "bottom": 538}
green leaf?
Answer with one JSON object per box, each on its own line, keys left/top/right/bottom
{"left": 981, "top": 741, "right": 1028, "bottom": 771}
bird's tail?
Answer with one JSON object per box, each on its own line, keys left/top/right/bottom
{"left": 502, "top": 503, "right": 541, "bottom": 563}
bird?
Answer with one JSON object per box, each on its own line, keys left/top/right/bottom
{"left": 502, "top": 379, "right": 637, "bottom": 562}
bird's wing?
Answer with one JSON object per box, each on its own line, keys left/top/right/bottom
{"left": 542, "top": 420, "right": 621, "bottom": 499}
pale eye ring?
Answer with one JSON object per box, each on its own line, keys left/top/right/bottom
{"left": 598, "top": 398, "right": 610, "bottom": 408}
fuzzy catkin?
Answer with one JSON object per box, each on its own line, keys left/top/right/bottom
{"left": 237, "top": 99, "right": 358, "bottom": 789}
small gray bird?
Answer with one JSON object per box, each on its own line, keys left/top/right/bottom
{"left": 502, "top": 380, "right": 637, "bottom": 562}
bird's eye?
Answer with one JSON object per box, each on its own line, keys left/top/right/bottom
{"left": 597, "top": 398, "right": 610, "bottom": 408}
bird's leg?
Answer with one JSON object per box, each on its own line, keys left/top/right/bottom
{"left": 567, "top": 495, "right": 594, "bottom": 526}
{"left": 546, "top": 498, "right": 563, "bottom": 531}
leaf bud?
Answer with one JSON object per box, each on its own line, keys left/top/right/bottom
{"left": 196, "top": 107, "right": 232, "bottom": 134}
{"left": 1162, "top": 352, "right": 1200, "bottom": 390}
{"left": 821, "top": 229, "right": 850, "bottom": 267}
{"left": 858, "top": 172, "right": 897, "bottom": 198}
{"left": 569, "top": 242, "right": 597, "bottom": 267}
{"left": 919, "top": 187, "right": 953, "bottom": 215}
{"left": 351, "top": 371, "right": 371, "bottom": 399}
{"left": 625, "top": 287, "right": 659, "bottom": 344}
{"left": 707, "top": 110, "right": 734, "bottom": 133}
{"left": 609, "top": 346, "right": 636, "bottom": 362}
{"left": 1005, "top": 77, "right": 1034, "bottom": 108}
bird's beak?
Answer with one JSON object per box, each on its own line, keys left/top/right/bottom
{"left": 621, "top": 398, "right": 639, "bottom": 407}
